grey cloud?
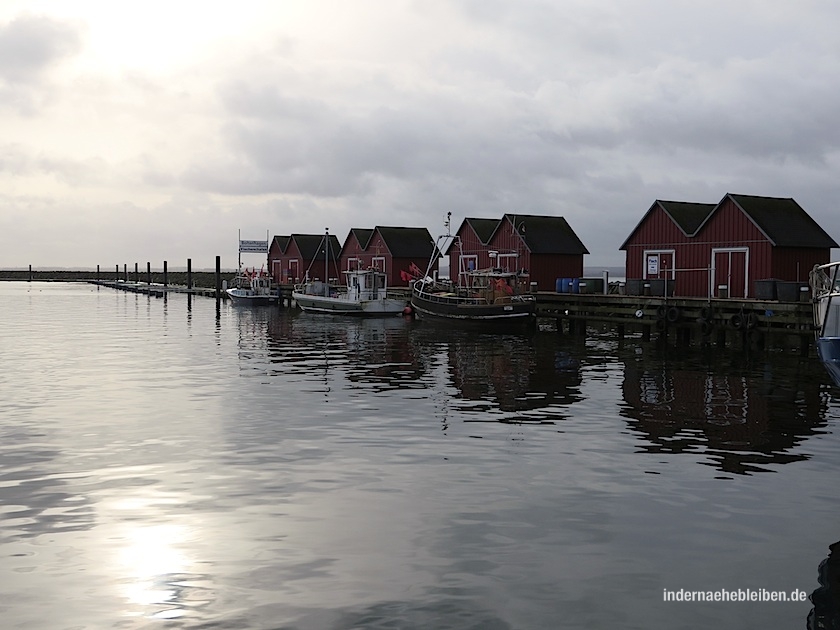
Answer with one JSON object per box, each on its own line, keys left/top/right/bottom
{"left": 183, "top": 76, "right": 591, "bottom": 199}
{"left": 0, "top": 143, "right": 106, "bottom": 185}
{"left": 0, "top": 14, "right": 83, "bottom": 84}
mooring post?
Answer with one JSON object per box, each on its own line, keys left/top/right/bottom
{"left": 96, "top": 264, "right": 100, "bottom": 282}
{"left": 215, "top": 256, "right": 221, "bottom": 303}
{"left": 115, "top": 264, "right": 119, "bottom": 282}
{"left": 187, "top": 258, "right": 192, "bottom": 290}
{"left": 800, "top": 334, "right": 810, "bottom": 357}
{"left": 134, "top": 262, "right": 138, "bottom": 283}
{"left": 146, "top": 262, "right": 151, "bottom": 285}
{"left": 124, "top": 264, "right": 128, "bottom": 282}
{"left": 163, "top": 260, "right": 168, "bottom": 287}
{"left": 28, "top": 264, "right": 32, "bottom": 282}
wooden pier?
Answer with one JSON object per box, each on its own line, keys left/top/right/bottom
{"left": 90, "top": 279, "right": 221, "bottom": 299}
{"left": 535, "top": 291, "right": 815, "bottom": 353}
{"left": 84, "top": 275, "right": 817, "bottom": 354}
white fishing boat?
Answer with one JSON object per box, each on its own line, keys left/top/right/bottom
{"left": 810, "top": 261, "right": 840, "bottom": 385}
{"left": 226, "top": 268, "right": 278, "bottom": 305}
{"left": 293, "top": 267, "right": 407, "bottom": 315}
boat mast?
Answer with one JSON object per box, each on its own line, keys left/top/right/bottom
{"left": 324, "top": 228, "right": 329, "bottom": 297}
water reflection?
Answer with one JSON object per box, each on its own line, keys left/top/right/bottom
{"left": 619, "top": 351, "right": 831, "bottom": 474}
{"left": 430, "top": 329, "right": 584, "bottom": 423}
{"left": 251, "top": 311, "right": 585, "bottom": 423}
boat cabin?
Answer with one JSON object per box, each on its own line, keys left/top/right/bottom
{"left": 345, "top": 268, "right": 388, "bottom": 302}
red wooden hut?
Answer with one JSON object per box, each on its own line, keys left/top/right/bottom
{"left": 338, "top": 226, "right": 437, "bottom": 287}
{"left": 448, "top": 214, "right": 588, "bottom": 291}
{"left": 447, "top": 218, "right": 502, "bottom": 277}
{"left": 619, "top": 200, "right": 716, "bottom": 296}
{"left": 268, "top": 232, "right": 341, "bottom": 284}
{"left": 621, "top": 194, "right": 838, "bottom": 298}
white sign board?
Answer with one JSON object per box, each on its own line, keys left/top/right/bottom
{"left": 240, "top": 240, "right": 268, "bottom": 253}
{"left": 647, "top": 255, "right": 659, "bottom": 276}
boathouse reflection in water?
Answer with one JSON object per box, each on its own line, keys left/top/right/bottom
{"left": 619, "top": 354, "right": 829, "bottom": 475}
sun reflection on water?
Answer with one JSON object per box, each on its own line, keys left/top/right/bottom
{"left": 103, "top": 494, "right": 210, "bottom": 620}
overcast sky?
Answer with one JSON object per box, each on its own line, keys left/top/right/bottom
{"left": 2, "top": 0, "right": 839, "bottom": 269}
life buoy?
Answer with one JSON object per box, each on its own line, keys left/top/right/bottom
{"left": 666, "top": 306, "right": 680, "bottom": 323}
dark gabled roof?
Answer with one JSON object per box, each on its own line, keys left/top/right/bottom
{"left": 350, "top": 228, "right": 374, "bottom": 249}
{"left": 465, "top": 218, "right": 501, "bottom": 245}
{"left": 657, "top": 200, "right": 717, "bottom": 236}
{"left": 721, "top": 193, "right": 838, "bottom": 248}
{"left": 619, "top": 199, "right": 716, "bottom": 249}
{"left": 501, "top": 214, "right": 589, "bottom": 255}
{"left": 272, "top": 235, "right": 291, "bottom": 253}
{"left": 291, "top": 233, "right": 341, "bottom": 261}
{"left": 375, "top": 226, "right": 436, "bottom": 258}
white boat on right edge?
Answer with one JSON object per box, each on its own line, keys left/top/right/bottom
{"left": 811, "top": 261, "right": 840, "bottom": 386}
{"left": 293, "top": 267, "right": 408, "bottom": 316}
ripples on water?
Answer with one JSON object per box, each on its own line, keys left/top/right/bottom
{"left": 1, "top": 282, "right": 840, "bottom": 629}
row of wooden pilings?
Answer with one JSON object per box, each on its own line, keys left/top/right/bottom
{"left": 88, "top": 257, "right": 225, "bottom": 301}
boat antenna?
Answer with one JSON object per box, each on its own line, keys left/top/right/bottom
{"left": 444, "top": 211, "right": 451, "bottom": 237}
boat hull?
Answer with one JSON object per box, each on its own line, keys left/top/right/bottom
{"left": 226, "top": 288, "right": 278, "bottom": 305}
{"left": 817, "top": 337, "right": 840, "bottom": 386}
{"left": 293, "top": 292, "right": 406, "bottom": 316}
{"left": 410, "top": 290, "right": 535, "bottom": 322}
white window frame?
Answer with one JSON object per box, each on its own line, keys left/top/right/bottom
{"left": 288, "top": 259, "right": 300, "bottom": 282}
{"left": 642, "top": 249, "right": 676, "bottom": 279}
{"left": 372, "top": 256, "right": 386, "bottom": 273}
{"left": 459, "top": 254, "right": 478, "bottom": 273}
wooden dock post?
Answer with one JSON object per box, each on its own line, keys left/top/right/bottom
{"left": 215, "top": 256, "right": 221, "bottom": 302}
{"left": 96, "top": 264, "right": 100, "bottom": 282}
{"left": 800, "top": 334, "right": 810, "bottom": 357}
{"left": 28, "top": 264, "right": 32, "bottom": 282}
{"left": 124, "top": 264, "right": 128, "bottom": 282}
{"left": 163, "top": 260, "right": 168, "bottom": 287}
{"left": 187, "top": 258, "right": 192, "bottom": 290}
{"left": 115, "top": 264, "right": 119, "bottom": 281}
{"left": 134, "top": 262, "right": 139, "bottom": 283}
{"left": 146, "top": 262, "right": 151, "bottom": 285}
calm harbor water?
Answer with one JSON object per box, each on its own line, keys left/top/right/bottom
{"left": 2, "top": 281, "right": 840, "bottom": 629}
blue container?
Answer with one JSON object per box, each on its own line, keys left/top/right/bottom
{"left": 555, "top": 278, "right": 564, "bottom": 293}
{"left": 571, "top": 278, "right": 580, "bottom": 294}
{"left": 561, "top": 278, "right": 572, "bottom": 293}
